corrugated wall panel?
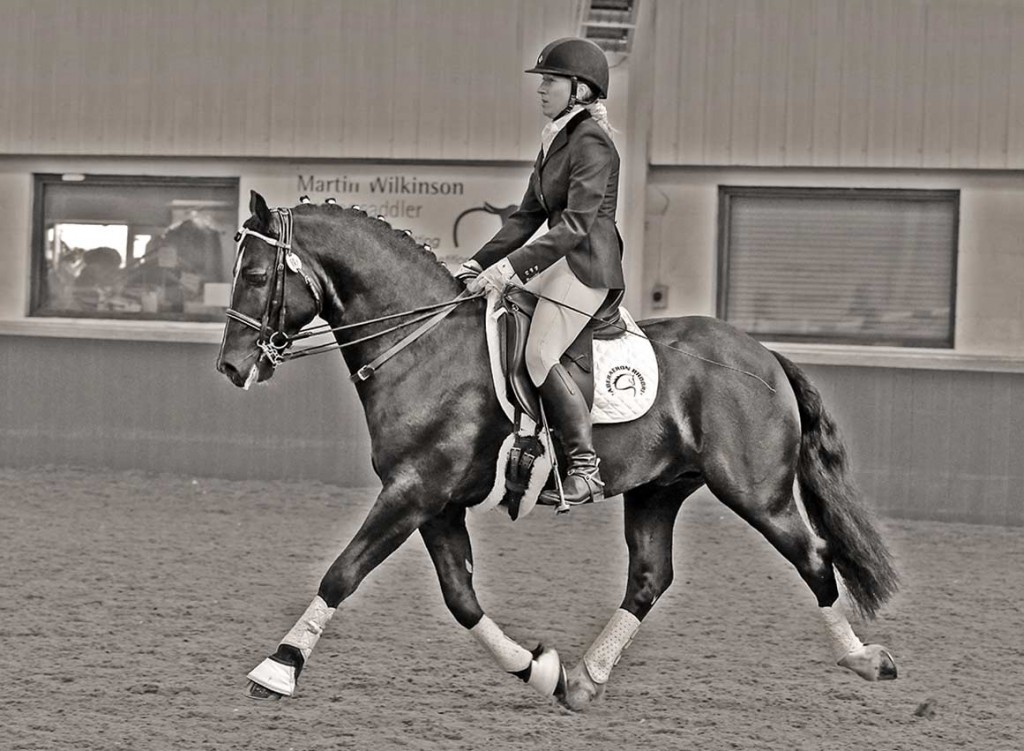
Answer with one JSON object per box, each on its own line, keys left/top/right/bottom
{"left": 145, "top": 2, "right": 178, "bottom": 155}
{"left": 810, "top": 0, "right": 842, "bottom": 165}
{"left": 865, "top": 0, "right": 898, "bottom": 167}
{"left": 729, "top": 1, "right": 761, "bottom": 166}
{"left": 28, "top": 1, "right": 60, "bottom": 154}
{"left": 757, "top": 1, "right": 789, "bottom": 165}
{"left": 123, "top": 0, "right": 156, "bottom": 154}
{"left": 652, "top": 0, "right": 1024, "bottom": 168}
{"left": 1012, "top": 9, "right": 1024, "bottom": 163}
{"left": 0, "top": 0, "right": 576, "bottom": 160}
{"left": 784, "top": 5, "right": 816, "bottom": 165}
{"left": 921, "top": 1, "right": 957, "bottom": 168}
{"left": 950, "top": 3, "right": 984, "bottom": 168}
{"left": 703, "top": 0, "right": 736, "bottom": 164}
{"left": 803, "top": 364, "right": 1024, "bottom": 526}
{"left": 391, "top": 2, "right": 423, "bottom": 160}
{"left": 0, "top": 336, "right": 378, "bottom": 486}
{"left": 838, "top": 0, "right": 870, "bottom": 167}
{"left": 893, "top": 1, "right": 928, "bottom": 167}
{"left": 978, "top": 5, "right": 1013, "bottom": 169}
{"left": 650, "top": 0, "right": 682, "bottom": 164}
{"left": 0, "top": 0, "right": 29, "bottom": 152}
{"left": 416, "top": 1, "right": 448, "bottom": 160}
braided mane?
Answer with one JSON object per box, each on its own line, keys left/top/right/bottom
{"left": 292, "top": 199, "right": 456, "bottom": 284}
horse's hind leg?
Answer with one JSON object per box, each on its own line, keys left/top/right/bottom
{"left": 419, "top": 505, "right": 567, "bottom": 701}
{"left": 563, "top": 481, "right": 691, "bottom": 711}
{"left": 705, "top": 468, "right": 896, "bottom": 681}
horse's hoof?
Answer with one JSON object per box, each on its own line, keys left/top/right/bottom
{"left": 838, "top": 644, "right": 898, "bottom": 681}
{"left": 526, "top": 645, "right": 565, "bottom": 698}
{"left": 558, "top": 661, "right": 605, "bottom": 712}
{"left": 246, "top": 680, "right": 284, "bottom": 701}
{"left": 247, "top": 656, "right": 297, "bottom": 697}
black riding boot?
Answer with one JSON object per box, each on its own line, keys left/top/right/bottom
{"left": 538, "top": 363, "right": 605, "bottom": 505}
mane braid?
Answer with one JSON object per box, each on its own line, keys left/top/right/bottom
{"left": 294, "top": 202, "right": 456, "bottom": 283}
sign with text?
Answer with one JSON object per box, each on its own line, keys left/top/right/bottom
{"left": 247, "top": 164, "right": 534, "bottom": 268}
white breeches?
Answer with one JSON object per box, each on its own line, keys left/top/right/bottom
{"left": 523, "top": 257, "right": 608, "bottom": 387}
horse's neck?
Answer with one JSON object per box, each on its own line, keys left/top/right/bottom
{"left": 310, "top": 221, "right": 469, "bottom": 381}
{"left": 311, "top": 225, "right": 500, "bottom": 474}
{"left": 339, "top": 295, "right": 497, "bottom": 470}
{"left": 320, "top": 225, "right": 459, "bottom": 325}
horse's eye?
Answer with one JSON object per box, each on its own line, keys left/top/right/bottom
{"left": 244, "top": 270, "right": 269, "bottom": 285}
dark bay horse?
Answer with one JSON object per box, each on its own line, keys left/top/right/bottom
{"left": 215, "top": 192, "right": 899, "bottom": 710}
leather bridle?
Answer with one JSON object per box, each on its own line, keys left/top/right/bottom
{"left": 224, "top": 205, "right": 482, "bottom": 381}
{"left": 225, "top": 208, "right": 323, "bottom": 367}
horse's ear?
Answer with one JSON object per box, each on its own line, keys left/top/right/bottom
{"left": 249, "top": 191, "right": 272, "bottom": 227}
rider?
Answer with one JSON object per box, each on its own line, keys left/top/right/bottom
{"left": 458, "top": 37, "right": 624, "bottom": 505}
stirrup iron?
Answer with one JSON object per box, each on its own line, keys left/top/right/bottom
{"left": 537, "top": 400, "right": 570, "bottom": 514}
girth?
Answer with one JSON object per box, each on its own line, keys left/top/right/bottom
{"left": 499, "top": 287, "right": 624, "bottom": 424}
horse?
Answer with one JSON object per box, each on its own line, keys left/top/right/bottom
{"left": 215, "top": 191, "right": 899, "bottom": 711}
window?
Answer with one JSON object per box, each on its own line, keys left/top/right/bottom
{"left": 32, "top": 175, "right": 239, "bottom": 322}
{"left": 718, "top": 187, "right": 958, "bottom": 347}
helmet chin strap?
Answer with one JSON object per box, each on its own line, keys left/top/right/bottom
{"left": 555, "top": 76, "right": 580, "bottom": 120}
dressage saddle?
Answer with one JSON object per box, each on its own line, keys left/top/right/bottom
{"left": 498, "top": 286, "right": 624, "bottom": 424}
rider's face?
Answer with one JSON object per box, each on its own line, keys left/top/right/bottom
{"left": 537, "top": 74, "right": 571, "bottom": 119}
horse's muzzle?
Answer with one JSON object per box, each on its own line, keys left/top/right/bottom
{"left": 216, "top": 355, "right": 264, "bottom": 389}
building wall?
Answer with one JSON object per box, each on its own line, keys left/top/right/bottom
{"left": 645, "top": 166, "right": 1024, "bottom": 357}
{"left": 0, "top": 0, "right": 578, "bottom": 161}
{"left": 651, "top": 0, "right": 1024, "bottom": 169}
{"left": 0, "top": 334, "right": 378, "bottom": 485}
{"left": 804, "top": 363, "right": 1024, "bottom": 527}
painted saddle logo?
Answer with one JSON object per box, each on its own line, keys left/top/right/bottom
{"left": 605, "top": 365, "right": 647, "bottom": 398}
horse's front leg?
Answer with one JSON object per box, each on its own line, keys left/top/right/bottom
{"left": 246, "top": 476, "right": 435, "bottom": 700}
{"left": 419, "top": 504, "right": 567, "bottom": 702}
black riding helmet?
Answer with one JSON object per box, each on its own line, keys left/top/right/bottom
{"left": 526, "top": 37, "right": 609, "bottom": 116}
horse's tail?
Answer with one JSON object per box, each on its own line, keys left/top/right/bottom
{"left": 771, "top": 351, "right": 899, "bottom": 619}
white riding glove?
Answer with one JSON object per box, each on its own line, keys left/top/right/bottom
{"left": 454, "top": 259, "right": 483, "bottom": 286}
{"left": 467, "top": 258, "right": 519, "bottom": 295}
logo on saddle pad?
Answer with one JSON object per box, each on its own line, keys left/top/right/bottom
{"left": 605, "top": 365, "right": 647, "bottom": 398}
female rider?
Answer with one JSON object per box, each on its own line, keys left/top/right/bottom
{"left": 458, "top": 37, "right": 624, "bottom": 505}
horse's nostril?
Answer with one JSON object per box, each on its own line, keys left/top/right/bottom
{"left": 217, "top": 358, "right": 240, "bottom": 382}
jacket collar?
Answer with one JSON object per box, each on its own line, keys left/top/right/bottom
{"left": 540, "top": 109, "right": 592, "bottom": 167}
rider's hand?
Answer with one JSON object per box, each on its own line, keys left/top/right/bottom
{"left": 454, "top": 259, "right": 483, "bottom": 286}
{"left": 467, "top": 258, "right": 518, "bottom": 295}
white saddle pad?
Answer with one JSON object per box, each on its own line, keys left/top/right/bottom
{"left": 590, "top": 308, "right": 658, "bottom": 423}
{"left": 485, "top": 293, "right": 658, "bottom": 425}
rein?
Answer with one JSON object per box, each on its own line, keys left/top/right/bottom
{"left": 225, "top": 208, "right": 483, "bottom": 381}
{"left": 281, "top": 290, "right": 483, "bottom": 382}
{"left": 507, "top": 283, "right": 777, "bottom": 394}
{"left": 225, "top": 206, "right": 771, "bottom": 392}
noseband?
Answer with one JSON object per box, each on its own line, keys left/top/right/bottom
{"left": 225, "top": 208, "right": 323, "bottom": 366}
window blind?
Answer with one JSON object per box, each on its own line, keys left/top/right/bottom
{"left": 719, "top": 188, "right": 958, "bottom": 347}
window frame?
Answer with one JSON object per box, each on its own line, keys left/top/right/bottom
{"left": 716, "top": 185, "right": 960, "bottom": 348}
{"left": 30, "top": 173, "right": 240, "bottom": 322}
